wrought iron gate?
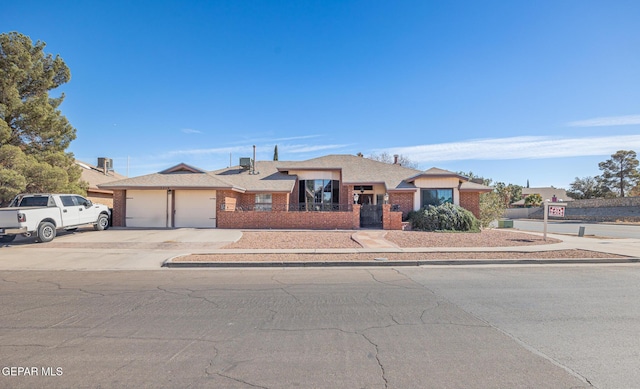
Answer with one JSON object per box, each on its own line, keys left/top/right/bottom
{"left": 360, "top": 204, "right": 383, "bottom": 228}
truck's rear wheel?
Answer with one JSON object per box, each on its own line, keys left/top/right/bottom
{"left": 0, "top": 235, "right": 16, "bottom": 243}
{"left": 94, "top": 214, "right": 109, "bottom": 231}
{"left": 37, "top": 222, "right": 56, "bottom": 243}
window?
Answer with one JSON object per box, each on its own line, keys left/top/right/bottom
{"left": 420, "top": 189, "right": 453, "bottom": 208}
{"left": 255, "top": 194, "right": 272, "bottom": 211}
{"left": 298, "top": 180, "right": 340, "bottom": 210}
{"left": 60, "top": 196, "right": 77, "bottom": 207}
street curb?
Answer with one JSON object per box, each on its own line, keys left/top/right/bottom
{"left": 162, "top": 257, "right": 640, "bottom": 268}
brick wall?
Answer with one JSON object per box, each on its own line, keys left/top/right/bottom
{"left": 217, "top": 208, "right": 360, "bottom": 229}
{"left": 382, "top": 204, "right": 403, "bottom": 230}
{"left": 459, "top": 192, "right": 481, "bottom": 219}
{"left": 389, "top": 192, "right": 414, "bottom": 219}
{"left": 111, "top": 190, "right": 126, "bottom": 227}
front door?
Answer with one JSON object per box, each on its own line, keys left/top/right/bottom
{"left": 360, "top": 204, "right": 383, "bottom": 228}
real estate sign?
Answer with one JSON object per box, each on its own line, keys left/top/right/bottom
{"left": 543, "top": 202, "right": 567, "bottom": 241}
{"left": 548, "top": 205, "right": 565, "bottom": 217}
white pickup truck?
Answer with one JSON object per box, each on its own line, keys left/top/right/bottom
{"left": 0, "top": 194, "right": 111, "bottom": 243}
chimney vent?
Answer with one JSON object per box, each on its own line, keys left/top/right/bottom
{"left": 393, "top": 154, "right": 399, "bottom": 164}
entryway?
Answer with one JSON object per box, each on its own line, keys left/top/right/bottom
{"left": 360, "top": 204, "right": 383, "bottom": 228}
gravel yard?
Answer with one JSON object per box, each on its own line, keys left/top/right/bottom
{"left": 223, "top": 231, "right": 362, "bottom": 249}
{"left": 222, "top": 230, "right": 558, "bottom": 250}
{"left": 384, "top": 229, "right": 559, "bottom": 247}
{"left": 172, "top": 229, "right": 628, "bottom": 262}
{"left": 181, "top": 250, "right": 626, "bottom": 262}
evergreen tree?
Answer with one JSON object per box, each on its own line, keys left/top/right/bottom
{"left": 0, "top": 32, "right": 85, "bottom": 205}
{"left": 597, "top": 150, "right": 640, "bottom": 197}
{"left": 273, "top": 145, "right": 278, "bottom": 161}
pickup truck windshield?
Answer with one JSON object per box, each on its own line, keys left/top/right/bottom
{"left": 18, "top": 197, "right": 51, "bottom": 207}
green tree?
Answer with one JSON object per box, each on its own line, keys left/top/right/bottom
{"left": 0, "top": 32, "right": 85, "bottom": 205}
{"left": 567, "top": 176, "right": 613, "bottom": 199}
{"left": 273, "top": 145, "right": 278, "bottom": 161}
{"left": 597, "top": 150, "right": 640, "bottom": 197}
{"left": 494, "top": 182, "right": 523, "bottom": 207}
{"left": 479, "top": 191, "right": 505, "bottom": 229}
{"left": 524, "top": 193, "right": 543, "bottom": 207}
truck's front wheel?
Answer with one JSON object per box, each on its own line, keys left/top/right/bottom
{"left": 94, "top": 214, "right": 109, "bottom": 231}
{"left": 37, "top": 222, "right": 56, "bottom": 243}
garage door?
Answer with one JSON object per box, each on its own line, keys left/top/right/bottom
{"left": 126, "top": 190, "right": 169, "bottom": 228}
{"left": 174, "top": 190, "right": 217, "bottom": 228}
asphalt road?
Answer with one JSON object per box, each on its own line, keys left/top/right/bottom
{"left": 2, "top": 266, "right": 638, "bottom": 388}
{"left": 514, "top": 219, "right": 640, "bottom": 239}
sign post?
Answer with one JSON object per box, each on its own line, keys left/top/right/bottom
{"left": 543, "top": 201, "right": 567, "bottom": 241}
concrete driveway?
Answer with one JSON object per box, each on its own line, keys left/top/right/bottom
{"left": 0, "top": 227, "right": 242, "bottom": 271}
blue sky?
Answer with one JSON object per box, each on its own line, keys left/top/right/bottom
{"left": 4, "top": 1, "right": 640, "bottom": 188}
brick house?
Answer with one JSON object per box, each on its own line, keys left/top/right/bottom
{"left": 99, "top": 154, "right": 491, "bottom": 230}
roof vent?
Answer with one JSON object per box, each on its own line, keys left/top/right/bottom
{"left": 97, "top": 157, "right": 113, "bottom": 174}
{"left": 239, "top": 158, "right": 253, "bottom": 170}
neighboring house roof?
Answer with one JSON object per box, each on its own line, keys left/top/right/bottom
{"left": 76, "top": 160, "right": 126, "bottom": 193}
{"left": 512, "top": 187, "right": 573, "bottom": 206}
{"left": 99, "top": 154, "right": 493, "bottom": 193}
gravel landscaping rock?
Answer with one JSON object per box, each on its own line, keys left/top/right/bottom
{"left": 222, "top": 230, "right": 558, "bottom": 250}
{"left": 179, "top": 250, "right": 628, "bottom": 262}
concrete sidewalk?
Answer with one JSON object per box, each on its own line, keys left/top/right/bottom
{"left": 1, "top": 228, "right": 638, "bottom": 270}
{"left": 166, "top": 230, "right": 640, "bottom": 267}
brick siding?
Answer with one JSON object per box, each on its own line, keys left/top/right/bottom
{"left": 459, "top": 192, "right": 481, "bottom": 219}
{"left": 111, "top": 190, "right": 126, "bottom": 227}
{"left": 389, "top": 192, "right": 414, "bottom": 219}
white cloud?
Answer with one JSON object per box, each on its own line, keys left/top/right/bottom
{"left": 281, "top": 144, "right": 350, "bottom": 153}
{"left": 567, "top": 115, "right": 640, "bottom": 127}
{"left": 379, "top": 135, "right": 640, "bottom": 163}
{"left": 181, "top": 128, "right": 202, "bottom": 134}
{"left": 164, "top": 145, "right": 247, "bottom": 157}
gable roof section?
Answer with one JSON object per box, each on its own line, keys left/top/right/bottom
{"left": 274, "top": 154, "right": 423, "bottom": 191}
{"left": 159, "top": 163, "right": 206, "bottom": 174}
{"left": 99, "top": 163, "right": 242, "bottom": 191}
{"left": 405, "top": 167, "right": 468, "bottom": 183}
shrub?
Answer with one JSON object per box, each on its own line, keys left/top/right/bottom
{"left": 408, "top": 203, "right": 479, "bottom": 232}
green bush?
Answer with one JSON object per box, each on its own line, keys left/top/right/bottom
{"left": 408, "top": 203, "right": 480, "bottom": 232}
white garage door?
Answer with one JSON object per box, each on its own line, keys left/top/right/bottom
{"left": 174, "top": 190, "right": 217, "bottom": 228}
{"left": 126, "top": 190, "right": 169, "bottom": 228}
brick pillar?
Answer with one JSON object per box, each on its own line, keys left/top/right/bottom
{"left": 111, "top": 190, "right": 126, "bottom": 227}
{"left": 352, "top": 204, "right": 361, "bottom": 229}
{"left": 382, "top": 203, "right": 403, "bottom": 230}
